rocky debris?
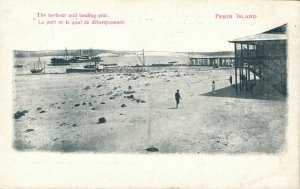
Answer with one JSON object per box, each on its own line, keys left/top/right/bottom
{"left": 128, "top": 86, "right": 132, "bottom": 90}
{"left": 60, "top": 123, "right": 66, "bottom": 126}
{"left": 141, "top": 100, "right": 146, "bottom": 103}
{"left": 96, "top": 84, "right": 103, "bottom": 88}
{"left": 74, "top": 104, "right": 80, "bottom": 107}
{"left": 136, "top": 99, "right": 141, "bottom": 103}
{"left": 107, "top": 77, "right": 114, "bottom": 80}
{"left": 113, "top": 87, "right": 117, "bottom": 90}
{"left": 98, "top": 117, "right": 107, "bottom": 124}
{"left": 107, "top": 91, "right": 113, "bottom": 95}
{"left": 92, "top": 107, "right": 96, "bottom": 110}
{"left": 121, "top": 104, "right": 127, "bottom": 107}
{"left": 82, "top": 102, "right": 86, "bottom": 105}
{"left": 88, "top": 102, "right": 93, "bottom": 106}
{"left": 109, "top": 96, "right": 116, "bottom": 100}
{"left": 14, "top": 110, "right": 29, "bottom": 119}
{"left": 36, "top": 107, "right": 42, "bottom": 111}
{"left": 145, "top": 83, "right": 150, "bottom": 86}
{"left": 127, "top": 95, "right": 134, "bottom": 99}
{"left": 140, "top": 74, "right": 146, "bottom": 77}
{"left": 53, "top": 138, "right": 58, "bottom": 141}
{"left": 101, "top": 102, "right": 106, "bottom": 104}
{"left": 119, "top": 113, "right": 123, "bottom": 115}
{"left": 124, "top": 91, "right": 135, "bottom": 94}
{"left": 25, "top": 128, "right": 34, "bottom": 132}
{"left": 39, "top": 110, "right": 46, "bottom": 113}
{"left": 72, "top": 124, "right": 77, "bottom": 127}
{"left": 83, "top": 86, "right": 91, "bottom": 90}
{"left": 57, "top": 107, "right": 60, "bottom": 109}
{"left": 146, "top": 147, "right": 159, "bottom": 152}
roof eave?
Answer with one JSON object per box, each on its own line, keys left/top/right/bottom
{"left": 229, "top": 39, "right": 287, "bottom": 44}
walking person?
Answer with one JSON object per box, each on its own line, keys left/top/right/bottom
{"left": 212, "top": 81, "right": 216, "bottom": 95}
{"left": 229, "top": 75, "right": 233, "bottom": 86}
{"left": 175, "top": 90, "right": 182, "bottom": 108}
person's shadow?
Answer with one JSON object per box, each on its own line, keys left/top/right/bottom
{"left": 167, "top": 107, "right": 177, "bottom": 109}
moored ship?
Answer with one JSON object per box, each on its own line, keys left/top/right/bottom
{"left": 30, "top": 57, "right": 44, "bottom": 74}
{"left": 49, "top": 48, "right": 103, "bottom": 66}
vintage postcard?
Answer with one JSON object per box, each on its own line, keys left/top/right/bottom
{"left": 0, "top": 0, "right": 299, "bottom": 188}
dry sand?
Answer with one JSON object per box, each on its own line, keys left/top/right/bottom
{"left": 13, "top": 67, "right": 287, "bottom": 153}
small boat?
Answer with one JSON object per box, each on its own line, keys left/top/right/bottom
{"left": 14, "top": 64, "right": 23, "bottom": 68}
{"left": 67, "top": 63, "right": 104, "bottom": 73}
{"left": 30, "top": 57, "right": 44, "bottom": 74}
{"left": 83, "top": 63, "right": 96, "bottom": 69}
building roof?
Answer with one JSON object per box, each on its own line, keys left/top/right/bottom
{"left": 229, "top": 24, "right": 287, "bottom": 43}
{"left": 189, "top": 55, "right": 234, "bottom": 59}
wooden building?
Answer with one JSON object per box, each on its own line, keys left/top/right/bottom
{"left": 189, "top": 55, "right": 235, "bottom": 67}
{"left": 229, "top": 24, "right": 287, "bottom": 95}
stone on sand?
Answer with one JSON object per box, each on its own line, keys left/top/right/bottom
{"left": 146, "top": 147, "right": 159, "bottom": 152}
{"left": 83, "top": 86, "right": 91, "bottom": 90}
{"left": 127, "top": 95, "right": 134, "bottom": 99}
{"left": 124, "top": 91, "right": 135, "bottom": 94}
{"left": 25, "top": 128, "right": 34, "bottom": 132}
{"left": 98, "top": 117, "right": 107, "bottom": 124}
{"left": 14, "top": 110, "right": 29, "bottom": 119}
{"left": 121, "top": 104, "right": 127, "bottom": 107}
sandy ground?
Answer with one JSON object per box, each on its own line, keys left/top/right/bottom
{"left": 13, "top": 67, "right": 287, "bottom": 153}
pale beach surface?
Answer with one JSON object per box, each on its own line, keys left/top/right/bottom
{"left": 13, "top": 64, "right": 287, "bottom": 153}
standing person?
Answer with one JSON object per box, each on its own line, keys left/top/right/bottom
{"left": 175, "top": 90, "right": 182, "bottom": 108}
{"left": 212, "top": 81, "right": 216, "bottom": 95}
{"left": 229, "top": 75, "right": 233, "bottom": 86}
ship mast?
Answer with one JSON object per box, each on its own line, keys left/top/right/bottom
{"left": 136, "top": 49, "right": 145, "bottom": 66}
{"left": 64, "top": 48, "right": 69, "bottom": 60}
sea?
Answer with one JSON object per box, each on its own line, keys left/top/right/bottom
{"left": 14, "top": 53, "right": 190, "bottom": 75}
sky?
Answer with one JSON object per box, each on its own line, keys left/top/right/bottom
{"left": 2, "top": 0, "right": 296, "bottom": 52}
